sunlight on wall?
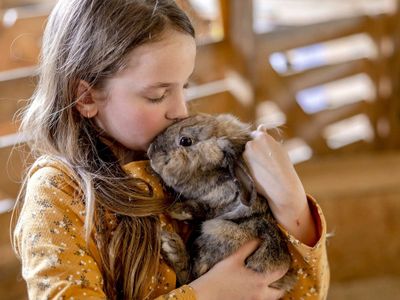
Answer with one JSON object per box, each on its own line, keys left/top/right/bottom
{"left": 256, "top": 101, "right": 287, "bottom": 128}
{"left": 323, "top": 114, "right": 374, "bottom": 149}
{"left": 269, "top": 33, "right": 378, "bottom": 74}
{"left": 283, "top": 138, "right": 313, "bottom": 164}
{"left": 253, "top": 0, "right": 397, "bottom": 33}
{"left": 188, "top": 0, "right": 224, "bottom": 42}
{"left": 295, "top": 73, "right": 376, "bottom": 114}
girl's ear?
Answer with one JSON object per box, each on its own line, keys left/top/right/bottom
{"left": 75, "top": 80, "right": 100, "bottom": 118}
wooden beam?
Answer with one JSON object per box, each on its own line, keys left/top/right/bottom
{"left": 256, "top": 15, "right": 371, "bottom": 53}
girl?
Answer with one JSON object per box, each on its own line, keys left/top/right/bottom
{"left": 11, "top": 0, "right": 329, "bottom": 299}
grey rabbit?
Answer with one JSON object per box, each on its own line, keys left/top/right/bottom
{"left": 147, "top": 113, "right": 297, "bottom": 292}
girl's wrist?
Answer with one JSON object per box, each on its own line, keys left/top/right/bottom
{"left": 267, "top": 186, "right": 308, "bottom": 217}
{"left": 271, "top": 194, "right": 319, "bottom": 247}
{"left": 189, "top": 277, "right": 215, "bottom": 300}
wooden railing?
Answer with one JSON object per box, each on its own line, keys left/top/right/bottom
{"left": 228, "top": 0, "right": 400, "bottom": 157}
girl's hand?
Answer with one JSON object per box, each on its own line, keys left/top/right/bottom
{"left": 242, "top": 126, "right": 318, "bottom": 246}
{"left": 189, "top": 239, "right": 286, "bottom": 300}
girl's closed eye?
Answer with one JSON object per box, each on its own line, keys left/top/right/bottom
{"left": 147, "top": 82, "right": 190, "bottom": 103}
{"left": 147, "top": 93, "right": 167, "bottom": 103}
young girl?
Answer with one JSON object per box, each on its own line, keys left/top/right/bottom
{"left": 12, "top": 0, "right": 329, "bottom": 299}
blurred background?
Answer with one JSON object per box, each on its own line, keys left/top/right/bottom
{"left": 1, "top": 0, "right": 400, "bottom": 299}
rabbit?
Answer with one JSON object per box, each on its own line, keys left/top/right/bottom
{"left": 147, "top": 113, "right": 297, "bottom": 291}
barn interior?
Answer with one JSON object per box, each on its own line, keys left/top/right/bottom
{"left": 1, "top": 0, "right": 400, "bottom": 299}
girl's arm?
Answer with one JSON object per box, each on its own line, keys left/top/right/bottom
{"left": 14, "top": 165, "right": 108, "bottom": 299}
{"left": 242, "top": 129, "right": 318, "bottom": 245}
{"left": 242, "top": 129, "right": 330, "bottom": 299}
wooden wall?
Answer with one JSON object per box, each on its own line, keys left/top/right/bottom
{"left": 1, "top": 1, "right": 400, "bottom": 299}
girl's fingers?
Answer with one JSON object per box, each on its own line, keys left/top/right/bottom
{"left": 257, "top": 124, "right": 269, "bottom": 132}
{"left": 233, "top": 240, "right": 288, "bottom": 287}
{"left": 264, "top": 287, "right": 286, "bottom": 300}
{"left": 250, "top": 128, "right": 269, "bottom": 140}
{"left": 251, "top": 124, "right": 283, "bottom": 145}
{"left": 264, "top": 269, "right": 288, "bottom": 299}
{"left": 264, "top": 268, "right": 287, "bottom": 284}
{"left": 230, "top": 239, "right": 261, "bottom": 263}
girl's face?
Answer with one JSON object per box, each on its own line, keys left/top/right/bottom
{"left": 94, "top": 29, "right": 196, "bottom": 152}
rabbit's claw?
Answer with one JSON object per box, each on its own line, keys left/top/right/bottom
{"left": 160, "top": 230, "right": 190, "bottom": 284}
{"left": 167, "top": 202, "right": 193, "bottom": 220}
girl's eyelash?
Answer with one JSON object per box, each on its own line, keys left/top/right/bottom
{"left": 148, "top": 83, "right": 190, "bottom": 103}
{"left": 148, "top": 94, "right": 167, "bottom": 103}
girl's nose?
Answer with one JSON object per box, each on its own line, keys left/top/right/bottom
{"left": 165, "top": 93, "right": 189, "bottom": 121}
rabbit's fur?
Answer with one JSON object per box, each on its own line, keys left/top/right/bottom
{"left": 147, "top": 113, "right": 296, "bottom": 291}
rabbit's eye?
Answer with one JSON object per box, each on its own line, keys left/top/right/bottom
{"left": 179, "top": 136, "right": 193, "bottom": 147}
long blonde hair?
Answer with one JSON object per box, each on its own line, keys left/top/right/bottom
{"left": 11, "top": 0, "right": 195, "bottom": 299}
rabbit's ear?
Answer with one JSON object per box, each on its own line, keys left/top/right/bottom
{"left": 229, "top": 159, "right": 257, "bottom": 207}
{"left": 217, "top": 137, "right": 236, "bottom": 168}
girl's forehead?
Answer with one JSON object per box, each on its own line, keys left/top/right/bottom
{"left": 114, "top": 30, "right": 196, "bottom": 83}
{"left": 127, "top": 30, "right": 196, "bottom": 66}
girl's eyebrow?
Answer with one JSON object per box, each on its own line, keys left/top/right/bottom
{"left": 147, "top": 82, "right": 172, "bottom": 88}
{"left": 142, "top": 81, "right": 190, "bottom": 91}
{"left": 144, "top": 72, "right": 193, "bottom": 90}
{"left": 139, "top": 82, "right": 171, "bottom": 94}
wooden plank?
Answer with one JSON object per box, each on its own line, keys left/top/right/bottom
{"left": 0, "top": 68, "right": 37, "bottom": 124}
{"left": 175, "top": 0, "right": 217, "bottom": 43}
{"left": 296, "top": 101, "right": 373, "bottom": 143}
{"left": 219, "top": 0, "right": 229, "bottom": 41}
{"left": 256, "top": 15, "right": 371, "bottom": 53}
{"left": 188, "top": 90, "right": 253, "bottom": 123}
{"left": 283, "top": 59, "right": 375, "bottom": 92}
{"left": 364, "top": 14, "right": 394, "bottom": 151}
{"left": 0, "top": 14, "right": 47, "bottom": 71}
{"left": 193, "top": 41, "right": 230, "bottom": 84}
{"left": 228, "top": 0, "right": 255, "bottom": 67}
{"left": 0, "top": 121, "right": 19, "bottom": 137}
{"left": 297, "top": 151, "right": 400, "bottom": 209}
{"left": 0, "top": 143, "right": 29, "bottom": 199}
{"left": 0, "top": 206, "right": 27, "bottom": 300}
{"left": 251, "top": 9, "right": 398, "bottom": 155}
{"left": 387, "top": 4, "right": 400, "bottom": 148}
{"left": 330, "top": 276, "right": 400, "bottom": 300}
{"left": 1, "top": 0, "right": 54, "bottom": 9}
{"left": 296, "top": 152, "right": 400, "bottom": 281}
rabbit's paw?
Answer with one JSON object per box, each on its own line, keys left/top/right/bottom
{"left": 167, "top": 202, "right": 193, "bottom": 220}
{"left": 192, "top": 259, "right": 210, "bottom": 278}
{"left": 160, "top": 230, "right": 190, "bottom": 284}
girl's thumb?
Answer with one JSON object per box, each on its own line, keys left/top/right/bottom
{"left": 233, "top": 239, "right": 261, "bottom": 262}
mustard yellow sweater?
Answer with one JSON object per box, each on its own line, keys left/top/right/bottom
{"left": 14, "top": 156, "right": 329, "bottom": 299}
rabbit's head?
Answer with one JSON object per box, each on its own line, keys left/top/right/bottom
{"left": 147, "top": 114, "right": 252, "bottom": 189}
